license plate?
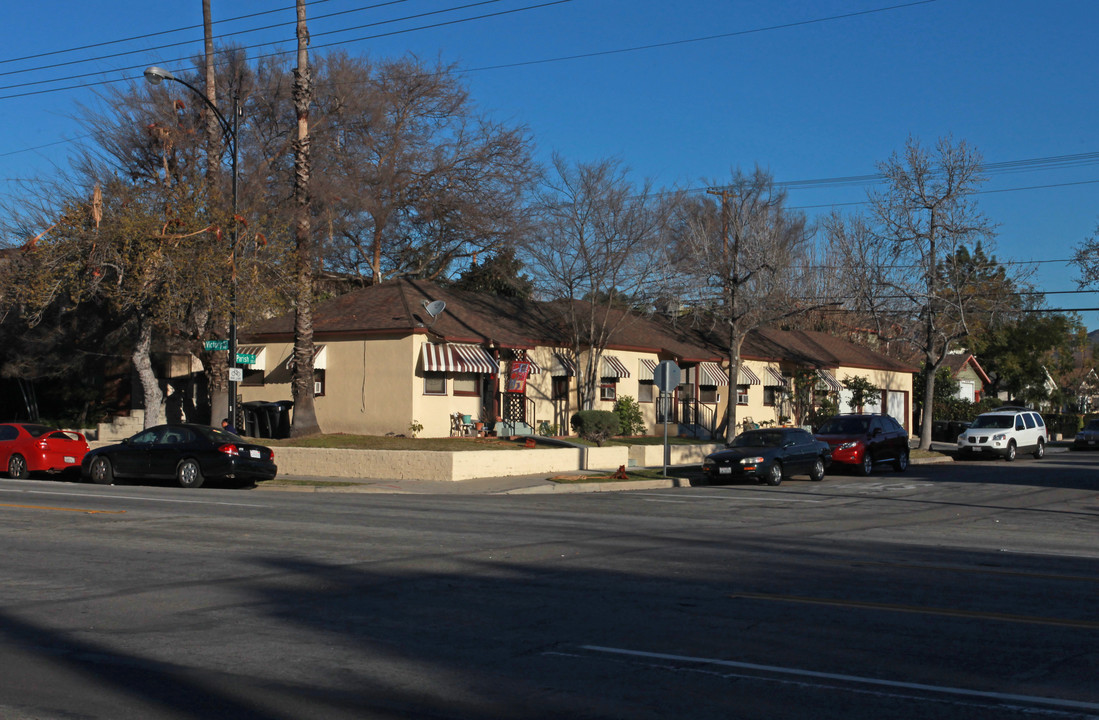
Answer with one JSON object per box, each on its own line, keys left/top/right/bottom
{"left": 64, "top": 456, "right": 75, "bottom": 463}
{"left": 972, "top": 447, "right": 982, "bottom": 452}
{"left": 249, "top": 450, "right": 260, "bottom": 459}
{"left": 719, "top": 467, "right": 731, "bottom": 474}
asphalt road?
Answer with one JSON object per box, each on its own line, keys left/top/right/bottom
{"left": 0, "top": 449, "right": 1096, "bottom": 719}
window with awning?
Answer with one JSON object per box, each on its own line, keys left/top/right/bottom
{"left": 697, "top": 362, "right": 759, "bottom": 386}
{"left": 601, "top": 355, "right": 630, "bottom": 378}
{"left": 238, "top": 345, "right": 266, "bottom": 371}
{"left": 551, "top": 353, "right": 576, "bottom": 377}
{"left": 764, "top": 367, "right": 787, "bottom": 387}
{"left": 281, "top": 344, "right": 327, "bottom": 371}
{"left": 817, "top": 369, "right": 843, "bottom": 393}
{"left": 638, "top": 358, "right": 657, "bottom": 381}
{"left": 421, "top": 343, "right": 498, "bottom": 374}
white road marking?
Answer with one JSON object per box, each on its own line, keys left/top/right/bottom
{"left": 577, "top": 645, "right": 1099, "bottom": 713}
{"left": 0, "top": 487, "right": 268, "bottom": 508}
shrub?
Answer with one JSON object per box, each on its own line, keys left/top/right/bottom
{"left": 570, "top": 410, "right": 621, "bottom": 446}
{"left": 612, "top": 395, "right": 645, "bottom": 436}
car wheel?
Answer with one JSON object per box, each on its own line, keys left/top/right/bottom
{"left": 177, "top": 459, "right": 205, "bottom": 489}
{"left": 1005, "top": 441, "right": 1017, "bottom": 462}
{"left": 8, "top": 454, "right": 28, "bottom": 479}
{"left": 894, "top": 449, "right": 909, "bottom": 472}
{"left": 766, "top": 462, "right": 783, "bottom": 486}
{"left": 89, "top": 456, "right": 114, "bottom": 485}
{"left": 809, "top": 458, "right": 825, "bottom": 482}
{"left": 858, "top": 452, "right": 873, "bottom": 476}
{"left": 1033, "top": 439, "right": 1045, "bottom": 459}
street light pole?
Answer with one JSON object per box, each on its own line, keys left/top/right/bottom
{"left": 144, "top": 66, "right": 241, "bottom": 431}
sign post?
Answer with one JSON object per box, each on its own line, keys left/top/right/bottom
{"left": 653, "top": 361, "right": 681, "bottom": 476}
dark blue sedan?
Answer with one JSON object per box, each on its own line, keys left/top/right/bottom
{"left": 82, "top": 423, "right": 277, "bottom": 488}
{"left": 702, "top": 428, "right": 831, "bottom": 486}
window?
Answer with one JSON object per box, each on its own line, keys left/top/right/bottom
{"left": 1023, "top": 413, "right": 1036, "bottom": 429}
{"left": 638, "top": 381, "right": 654, "bottom": 403}
{"left": 424, "top": 372, "right": 446, "bottom": 395}
{"left": 763, "top": 386, "right": 778, "bottom": 407}
{"left": 600, "top": 379, "right": 617, "bottom": 401}
{"left": 699, "top": 386, "right": 717, "bottom": 403}
{"left": 453, "top": 373, "right": 478, "bottom": 396}
{"left": 242, "top": 369, "right": 265, "bottom": 386}
{"left": 313, "top": 369, "right": 326, "bottom": 397}
{"left": 552, "top": 377, "right": 569, "bottom": 401}
{"left": 737, "top": 385, "right": 749, "bottom": 405}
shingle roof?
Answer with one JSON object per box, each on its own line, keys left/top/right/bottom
{"left": 243, "top": 278, "right": 914, "bottom": 373}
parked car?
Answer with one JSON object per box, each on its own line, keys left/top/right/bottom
{"left": 0, "top": 423, "right": 90, "bottom": 479}
{"left": 702, "top": 427, "right": 830, "bottom": 486}
{"left": 957, "top": 407, "right": 1047, "bottom": 461}
{"left": 814, "top": 413, "right": 910, "bottom": 475}
{"left": 1071, "top": 419, "right": 1099, "bottom": 450}
{"left": 81, "top": 423, "right": 277, "bottom": 488}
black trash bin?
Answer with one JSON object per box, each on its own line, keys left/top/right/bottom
{"left": 242, "top": 400, "right": 272, "bottom": 438}
{"left": 948, "top": 421, "right": 971, "bottom": 442}
{"left": 270, "top": 400, "right": 294, "bottom": 439}
{"left": 932, "top": 420, "right": 948, "bottom": 442}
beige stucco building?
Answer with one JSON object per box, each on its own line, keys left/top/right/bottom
{"left": 237, "top": 279, "right": 916, "bottom": 439}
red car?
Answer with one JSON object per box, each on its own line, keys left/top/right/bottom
{"left": 0, "top": 423, "right": 90, "bottom": 479}
{"left": 814, "top": 414, "right": 909, "bottom": 475}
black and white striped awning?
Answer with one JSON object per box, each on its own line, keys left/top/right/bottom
{"left": 817, "top": 369, "right": 843, "bottom": 393}
{"left": 551, "top": 353, "right": 576, "bottom": 377}
{"left": 764, "top": 367, "right": 788, "bottom": 387}
{"left": 698, "top": 362, "right": 760, "bottom": 386}
{"left": 421, "top": 343, "right": 498, "bottom": 374}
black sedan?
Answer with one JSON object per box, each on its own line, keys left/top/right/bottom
{"left": 702, "top": 427, "right": 830, "bottom": 486}
{"left": 82, "top": 423, "right": 277, "bottom": 488}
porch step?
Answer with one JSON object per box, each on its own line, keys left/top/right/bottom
{"left": 495, "top": 420, "right": 534, "bottom": 437}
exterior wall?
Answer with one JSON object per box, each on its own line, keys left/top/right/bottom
{"left": 834, "top": 365, "right": 914, "bottom": 431}
{"left": 239, "top": 335, "right": 419, "bottom": 437}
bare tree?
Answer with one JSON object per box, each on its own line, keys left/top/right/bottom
{"left": 524, "top": 154, "right": 673, "bottom": 411}
{"left": 672, "top": 167, "right": 819, "bottom": 442}
{"left": 829, "top": 136, "right": 1009, "bottom": 449}
{"left": 306, "top": 54, "right": 537, "bottom": 283}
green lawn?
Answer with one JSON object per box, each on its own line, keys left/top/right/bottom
{"left": 262, "top": 433, "right": 715, "bottom": 451}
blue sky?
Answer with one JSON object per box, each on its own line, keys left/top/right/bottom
{"left": 4, "top": 0, "right": 1098, "bottom": 325}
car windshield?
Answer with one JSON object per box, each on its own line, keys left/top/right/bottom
{"left": 970, "top": 415, "right": 1015, "bottom": 429}
{"left": 1085, "top": 420, "right": 1099, "bottom": 431}
{"left": 817, "top": 417, "right": 869, "bottom": 434}
{"left": 732, "top": 431, "right": 783, "bottom": 448}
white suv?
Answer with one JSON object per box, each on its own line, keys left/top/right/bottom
{"left": 957, "top": 407, "right": 1047, "bottom": 461}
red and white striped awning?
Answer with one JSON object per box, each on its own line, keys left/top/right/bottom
{"left": 699, "top": 362, "right": 760, "bottom": 386}
{"left": 764, "top": 367, "right": 788, "bottom": 387}
{"left": 638, "top": 358, "right": 658, "bottom": 381}
{"left": 421, "top": 343, "right": 498, "bottom": 374}
{"left": 511, "top": 356, "right": 542, "bottom": 374}
{"left": 601, "top": 355, "right": 631, "bottom": 378}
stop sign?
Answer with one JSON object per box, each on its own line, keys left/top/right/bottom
{"left": 653, "top": 361, "right": 680, "bottom": 392}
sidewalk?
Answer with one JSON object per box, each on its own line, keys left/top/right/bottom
{"left": 256, "top": 468, "right": 699, "bottom": 495}
{"left": 255, "top": 448, "right": 962, "bottom": 495}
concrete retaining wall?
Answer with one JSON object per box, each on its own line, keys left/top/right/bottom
{"left": 629, "top": 443, "right": 724, "bottom": 467}
{"left": 275, "top": 443, "right": 660, "bottom": 481}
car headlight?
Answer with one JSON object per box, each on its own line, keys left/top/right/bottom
{"left": 837, "top": 441, "right": 858, "bottom": 450}
{"left": 992, "top": 432, "right": 1007, "bottom": 442}
{"left": 740, "top": 456, "right": 765, "bottom": 464}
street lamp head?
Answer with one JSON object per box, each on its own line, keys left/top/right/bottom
{"left": 143, "top": 66, "right": 175, "bottom": 85}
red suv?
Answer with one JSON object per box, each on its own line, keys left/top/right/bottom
{"left": 814, "top": 414, "right": 909, "bottom": 475}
